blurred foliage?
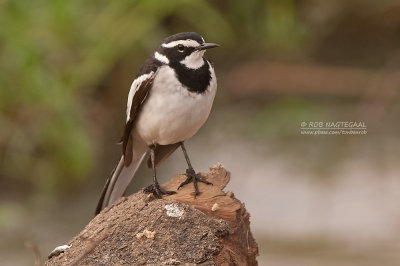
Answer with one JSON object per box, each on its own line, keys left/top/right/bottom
{"left": 3, "top": 0, "right": 398, "bottom": 196}
{"left": 0, "top": 0, "right": 306, "bottom": 195}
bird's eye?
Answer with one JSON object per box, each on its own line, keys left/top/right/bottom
{"left": 177, "top": 44, "right": 185, "bottom": 52}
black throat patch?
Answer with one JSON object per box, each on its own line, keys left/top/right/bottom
{"left": 169, "top": 60, "right": 212, "bottom": 94}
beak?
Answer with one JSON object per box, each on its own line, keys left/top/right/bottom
{"left": 195, "top": 42, "right": 220, "bottom": 51}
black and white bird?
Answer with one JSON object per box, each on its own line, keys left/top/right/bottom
{"left": 95, "top": 32, "right": 219, "bottom": 215}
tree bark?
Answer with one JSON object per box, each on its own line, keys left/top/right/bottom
{"left": 45, "top": 163, "right": 259, "bottom": 265}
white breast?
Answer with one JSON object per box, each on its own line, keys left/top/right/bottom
{"left": 135, "top": 64, "right": 217, "bottom": 145}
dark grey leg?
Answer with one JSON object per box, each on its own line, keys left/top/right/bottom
{"left": 149, "top": 145, "right": 176, "bottom": 198}
{"left": 178, "top": 142, "right": 212, "bottom": 195}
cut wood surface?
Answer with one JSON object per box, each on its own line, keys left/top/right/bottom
{"left": 44, "top": 163, "right": 259, "bottom": 265}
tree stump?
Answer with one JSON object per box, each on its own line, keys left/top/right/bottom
{"left": 45, "top": 163, "right": 259, "bottom": 265}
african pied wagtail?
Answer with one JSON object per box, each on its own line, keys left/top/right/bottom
{"left": 96, "top": 32, "right": 219, "bottom": 214}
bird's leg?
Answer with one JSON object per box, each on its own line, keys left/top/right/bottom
{"left": 149, "top": 145, "right": 176, "bottom": 198}
{"left": 178, "top": 142, "right": 212, "bottom": 195}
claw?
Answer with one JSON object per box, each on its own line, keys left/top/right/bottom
{"left": 145, "top": 182, "right": 176, "bottom": 198}
{"left": 178, "top": 168, "right": 213, "bottom": 195}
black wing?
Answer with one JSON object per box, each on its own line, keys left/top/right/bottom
{"left": 122, "top": 57, "right": 162, "bottom": 166}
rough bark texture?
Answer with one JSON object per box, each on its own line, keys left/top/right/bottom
{"left": 45, "top": 163, "right": 258, "bottom": 265}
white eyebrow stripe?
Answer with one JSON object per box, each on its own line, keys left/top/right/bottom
{"left": 161, "top": 39, "right": 200, "bottom": 48}
{"left": 154, "top": 52, "right": 169, "bottom": 64}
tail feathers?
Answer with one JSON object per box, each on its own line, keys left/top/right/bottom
{"left": 95, "top": 166, "right": 114, "bottom": 215}
{"left": 95, "top": 150, "right": 147, "bottom": 215}
{"left": 95, "top": 157, "right": 124, "bottom": 215}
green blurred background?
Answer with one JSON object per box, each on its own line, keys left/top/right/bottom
{"left": 1, "top": 0, "right": 400, "bottom": 265}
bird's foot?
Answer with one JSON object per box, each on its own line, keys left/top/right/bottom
{"left": 145, "top": 181, "right": 176, "bottom": 199}
{"left": 178, "top": 168, "right": 213, "bottom": 196}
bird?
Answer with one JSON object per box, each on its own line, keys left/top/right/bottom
{"left": 95, "top": 32, "right": 219, "bottom": 215}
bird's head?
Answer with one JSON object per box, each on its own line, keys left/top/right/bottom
{"left": 154, "top": 32, "right": 219, "bottom": 69}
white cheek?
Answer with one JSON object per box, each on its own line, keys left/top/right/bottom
{"left": 180, "top": 51, "right": 205, "bottom": 69}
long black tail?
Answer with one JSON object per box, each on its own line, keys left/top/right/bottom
{"left": 95, "top": 147, "right": 147, "bottom": 215}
